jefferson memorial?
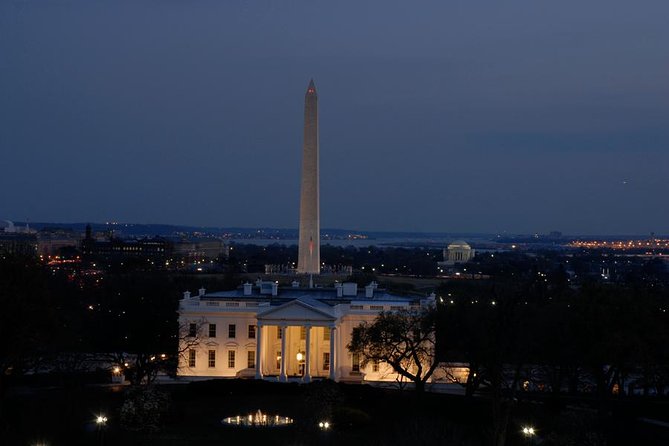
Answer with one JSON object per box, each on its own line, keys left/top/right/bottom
{"left": 177, "top": 281, "right": 435, "bottom": 383}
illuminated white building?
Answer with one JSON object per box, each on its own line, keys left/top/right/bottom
{"left": 439, "top": 240, "right": 475, "bottom": 266}
{"left": 178, "top": 281, "right": 435, "bottom": 383}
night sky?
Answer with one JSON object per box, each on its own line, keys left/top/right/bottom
{"left": 1, "top": 0, "right": 667, "bottom": 235}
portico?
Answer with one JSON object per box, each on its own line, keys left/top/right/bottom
{"left": 254, "top": 299, "right": 337, "bottom": 382}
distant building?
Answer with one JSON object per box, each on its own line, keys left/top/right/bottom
{"left": 36, "top": 227, "right": 79, "bottom": 256}
{"left": 173, "top": 238, "right": 228, "bottom": 262}
{"left": 81, "top": 224, "right": 171, "bottom": 262}
{"left": 178, "top": 281, "right": 435, "bottom": 383}
{"left": 439, "top": 240, "right": 475, "bottom": 266}
{"left": 0, "top": 233, "right": 38, "bottom": 256}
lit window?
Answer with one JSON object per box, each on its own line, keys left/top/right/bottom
{"left": 248, "top": 325, "right": 256, "bottom": 339}
{"left": 277, "top": 327, "right": 282, "bottom": 339}
{"left": 208, "top": 324, "right": 216, "bottom": 338}
{"left": 352, "top": 353, "right": 360, "bottom": 372}
{"left": 247, "top": 351, "right": 255, "bottom": 369}
{"left": 188, "top": 349, "right": 196, "bottom": 368}
{"left": 208, "top": 350, "right": 216, "bottom": 368}
{"left": 300, "top": 326, "right": 306, "bottom": 340}
{"left": 228, "top": 350, "right": 235, "bottom": 368}
{"left": 228, "top": 324, "right": 236, "bottom": 338}
{"left": 372, "top": 360, "right": 379, "bottom": 372}
{"left": 323, "top": 327, "right": 331, "bottom": 341}
{"left": 323, "top": 352, "right": 330, "bottom": 371}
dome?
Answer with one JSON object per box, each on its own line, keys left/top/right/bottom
{"left": 448, "top": 240, "right": 471, "bottom": 249}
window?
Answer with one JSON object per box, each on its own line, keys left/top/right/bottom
{"left": 248, "top": 325, "right": 256, "bottom": 339}
{"left": 300, "top": 326, "right": 306, "bottom": 340}
{"left": 323, "top": 327, "right": 331, "bottom": 341}
{"left": 372, "top": 360, "right": 379, "bottom": 372}
{"left": 208, "top": 350, "right": 216, "bottom": 368}
{"left": 188, "top": 323, "right": 197, "bottom": 337}
{"left": 277, "top": 327, "right": 282, "bottom": 339}
{"left": 276, "top": 351, "right": 282, "bottom": 369}
{"left": 247, "top": 351, "right": 255, "bottom": 369}
{"left": 228, "top": 350, "right": 236, "bottom": 368}
{"left": 228, "top": 324, "right": 236, "bottom": 338}
{"left": 323, "top": 352, "right": 330, "bottom": 371}
{"left": 188, "top": 349, "right": 196, "bottom": 368}
{"left": 208, "top": 324, "right": 216, "bottom": 338}
{"left": 352, "top": 353, "right": 360, "bottom": 372}
{"left": 370, "top": 305, "right": 384, "bottom": 311}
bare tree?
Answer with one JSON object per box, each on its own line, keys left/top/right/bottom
{"left": 348, "top": 308, "right": 438, "bottom": 393}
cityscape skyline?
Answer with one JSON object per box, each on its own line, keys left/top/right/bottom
{"left": 1, "top": 1, "right": 667, "bottom": 235}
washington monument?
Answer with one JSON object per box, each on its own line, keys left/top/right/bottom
{"left": 297, "top": 79, "right": 320, "bottom": 274}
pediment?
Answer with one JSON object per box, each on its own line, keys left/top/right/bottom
{"left": 257, "top": 299, "right": 335, "bottom": 324}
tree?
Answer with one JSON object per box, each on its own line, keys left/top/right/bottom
{"left": 348, "top": 307, "right": 438, "bottom": 393}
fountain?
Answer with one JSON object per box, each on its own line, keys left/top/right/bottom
{"left": 221, "top": 410, "right": 293, "bottom": 428}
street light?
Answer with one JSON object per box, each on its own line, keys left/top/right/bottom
{"left": 95, "top": 414, "right": 108, "bottom": 446}
{"left": 522, "top": 426, "right": 536, "bottom": 444}
{"left": 318, "top": 421, "right": 331, "bottom": 430}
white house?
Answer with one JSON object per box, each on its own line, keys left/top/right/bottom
{"left": 177, "top": 280, "right": 435, "bottom": 383}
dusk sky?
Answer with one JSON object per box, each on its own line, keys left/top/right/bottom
{"left": 1, "top": 0, "right": 667, "bottom": 235}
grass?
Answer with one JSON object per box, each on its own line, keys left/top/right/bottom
{"left": 3, "top": 378, "right": 669, "bottom": 445}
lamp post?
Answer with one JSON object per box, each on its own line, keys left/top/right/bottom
{"left": 521, "top": 426, "right": 536, "bottom": 445}
{"left": 296, "top": 352, "right": 304, "bottom": 377}
{"left": 95, "top": 415, "right": 108, "bottom": 446}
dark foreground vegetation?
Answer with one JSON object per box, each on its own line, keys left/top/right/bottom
{"left": 4, "top": 378, "right": 669, "bottom": 445}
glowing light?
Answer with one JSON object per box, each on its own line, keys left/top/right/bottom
{"left": 222, "top": 410, "right": 293, "bottom": 427}
{"left": 522, "top": 426, "right": 536, "bottom": 436}
{"left": 96, "top": 415, "right": 108, "bottom": 425}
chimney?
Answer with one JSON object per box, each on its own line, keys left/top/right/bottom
{"left": 183, "top": 291, "right": 191, "bottom": 299}
{"left": 198, "top": 287, "right": 206, "bottom": 297}
{"left": 271, "top": 282, "right": 278, "bottom": 296}
{"left": 365, "top": 283, "right": 374, "bottom": 298}
{"left": 342, "top": 283, "right": 357, "bottom": 296}
{"left": 243, "top": 282, "right": 253, "bottom": 296}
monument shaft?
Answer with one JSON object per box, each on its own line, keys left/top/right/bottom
{"left": 297, "top": 80, "right": 320, "bottom": 274}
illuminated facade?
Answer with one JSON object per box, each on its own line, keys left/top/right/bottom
{"left": 177, "top": 281, "right": 436, "bottom": 383}
{"left": 439, "top": 240, "right": 475, "bottom": 266}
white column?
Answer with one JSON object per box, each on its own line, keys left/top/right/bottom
{"left": 304, "top": 325, "right": 312, "bottom": 382}
{"left": 279, "top": 325, "right": 287, "bottom": 382}
{"left": 255, "top": 323, "right": 263, "bottom": 379}
{"left": 329, "top": 325, "right": 336, "bottom": 380}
